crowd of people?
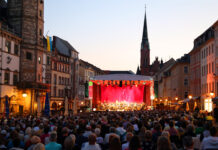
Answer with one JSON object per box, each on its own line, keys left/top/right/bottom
{"left": 0, "top": 110, "right": 217, "bottom": 150}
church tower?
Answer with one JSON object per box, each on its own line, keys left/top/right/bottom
{"left": 7, "top": 0, "right": 45, "bottom": 83}
{"left": 140, "top": 8, "right": 150, "bottom": 76}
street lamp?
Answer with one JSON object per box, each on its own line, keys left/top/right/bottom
{"left": 210, "top": 92, "right": 215, "bottom": 97}
{"left": 22, "top": 92, "right": 27, "bottom": 98}
{"left": 175, "top": 97, "right": 178, "bottom": 101}
{"left": 188, "top": 95, "right": 192, "bottom": 99}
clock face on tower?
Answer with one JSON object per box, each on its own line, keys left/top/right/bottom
{"left": 6, "top": 56, "right": 12, "bottom": 64}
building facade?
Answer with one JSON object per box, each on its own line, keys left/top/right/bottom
{"left": 0, "top": 22, "right": 22, "bottom": 114}
{"left": 50, "top": 36, "right": 79, "bottom": 112}
{"left": 78, "top": 59, "right": 103, "bottom": 111}
{"left": 189, "top": 20, "right": 218, "bottom": 111}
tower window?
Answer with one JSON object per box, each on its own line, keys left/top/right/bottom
{"left": 39, "top": 29, "right": 42, "bottom": 36}
{"left": 26, "top": 52, "right": 32, "bottom": 60}
{"left": 13, "top": 74, "right": 18, "bottom": 85}
{"left": 39, "top": 10, "right": 42, "bottom": 17}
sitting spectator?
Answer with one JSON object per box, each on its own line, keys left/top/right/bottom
{"left": 45, "top": 132, "right": 62, "bottom": 150}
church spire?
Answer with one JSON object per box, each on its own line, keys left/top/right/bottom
{"left": 141, "top": 7, "right": 149, "bottom": 49}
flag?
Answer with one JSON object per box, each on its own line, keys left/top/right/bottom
{"left": 5, "top": 96, "right": 9, "bottom": 117}
{"left": 47, "top": 36, "right": 51, "bottom": 51}
{"left": 49, "top": 37, "right": 52, "bottom": 51}
{"left": 44, "top": 93, "right": 50, "bottom": 116}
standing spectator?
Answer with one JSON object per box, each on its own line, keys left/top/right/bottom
{"left": 33, "top": 143, "right": 45, "bottom": 150}
{"left": 64, "top": 135, "right": 76, "bottom": 150}
{"left": 157, "top": 136, "right": 172, "bottom": 150}
{"left": 214, "top": 104, "right": 218, "bottom": 125}
{"left": 94, "top": 128, "right": 103, "bottom": 145}
{"left": 201, "top": 126, "right": 218, "bottom": 150}
{"left": 45, "top": 132, "right": 62, "bottom": 150}
{"left": 82, "top": 133, "right": 101, "bottom": 150}
{"left": 122, "top": 132, "right": 133, "bottom": 150}
{"left": 109, "top": 135, "right": 121, "bottom": 150}
{"left": 128, "top": 136, "right": 142, "bottom": 150}
{"left": 183, "top": 136, "right": 194, "bottom": 150}
{"left": 143, "top": 130, "right": 154, "bottom": 150}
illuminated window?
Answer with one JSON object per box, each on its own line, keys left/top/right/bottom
{"left": 204, "top": 99, "right": 212, "bottom": 112}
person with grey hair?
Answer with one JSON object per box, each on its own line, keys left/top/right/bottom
{"left": 104, "top": 127, "right": 120, "bottom": 144}
{"left": 45, "top": 132, "right": 62, "bottom": 150}
{"left": 95, "top": 128, "right": 103, "bottom": 144}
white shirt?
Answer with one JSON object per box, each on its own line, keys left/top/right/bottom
{"left": 122, "top": 142, "right": 129, "bottom": 150}
{"left": 82, "top": 142, "right": 101, "bottom": 150}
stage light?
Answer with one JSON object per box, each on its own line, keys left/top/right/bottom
{"left": 150, "top": 95, "right": 154, "bottom": 100}
{"left": 93, "top": 108, "right": 96, "bottom": 111}
{"left": 80, "top": 110, "right": 82, "bottom": 113}
{"left": 188, "top": 95, "right": 192, "bottom": 99}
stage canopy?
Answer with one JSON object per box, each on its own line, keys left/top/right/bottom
{"left": 90, "top": 74, "right": 153, "bottom": 81}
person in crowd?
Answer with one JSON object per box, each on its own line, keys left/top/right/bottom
{"left": 64, "top": 134, "right": 76, "bottom": 150}
{"left": 143, "top": 130, "right": 154, "bottom": 150}
{"left": 183, "top": 136, "right": 194, "bottom": 150}
{"left": 33, "top": 143, "right": 45, "bottom": 150}
{"left": 40, "top": 126, "right": 50, "bottom": 144}
{"left": 45, "top": 132, "right": 62, "bottom": 150}
{"left": 82, "top": 133, "right": 101, "bottom": 150}
{"left": 95, "top": 128, "right": 103, "bottom": 145}
{"left": 128, "top": 136, "right": 142, "bottom": 150}
{"left": 27, "top": 136, "right": 41, "bottom": 150}
{"left": 157, "top": 136, "right": 172, "bottom": 150}
{"left": 161, "top": 131, "right": 177, "bottom": 150}
{"left": 201, "top": 126, "right": 218, "bottom": 150}
{"left": 108, "top": 134, "right": 121, "bottom": 150}
{"left": 83, "top": 125, "right": 92, "bottom": 138}
{"left": 122, "top": 132, "right": 133, "bottom": 150}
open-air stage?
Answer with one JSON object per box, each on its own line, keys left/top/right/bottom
{"left": 89, "top": 74, "right": 154, "bottom": 111}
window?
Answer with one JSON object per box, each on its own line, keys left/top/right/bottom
{"left": 54, "top": 74, "right": 57, "bottom": 85}
{"left": 184, "top": 92, "right": 188, "bottom": 98}
{"left": 38, "top": 56, "right": 41, "bottom": 64}
{"left": 14, "top": 44, "right": 19, "bottom": 55}
{"left": 26, "top": 52, "right": 32, "bottom": 60}
{"left": 59, "top": 76, "right": 61, "bottom": 85}
{"left": 39, "top": 29, "right": 42, "bottom": 36}
{"left": 184, "top": 79, "right": 188, "bottom": 86}
{"left": 4, "top": 72, "right": 10, "bottom": 84}
{"left": 13, "top": 74, "right": 18, "bottom": 85}
{"left": 58, "top": 89, "right": 61, "bottom": 97}
{"left": 47, "top": 56, "right": 50, "bottom": 65}
{"left": 212, "top": 62, "right": 214, "bottom": 73}
{"left": 39, "top": 10, "right": 42, "bottom": 17}
{"left": 38, "top": 74, "right": 41, "bottom": 81}
{"left": 53, "top": 87, "right": 56, "bottom": 97}
{"left": 184, "top": 66, "right": 188, "bottom": 74}
{"left": 5, "top": 40, "right": 11, "bottom": 53}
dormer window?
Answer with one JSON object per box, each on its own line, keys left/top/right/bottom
{"left": 40, "top": 0, "right": 43, "bottom": 4}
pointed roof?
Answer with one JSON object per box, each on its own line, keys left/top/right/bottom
{"left": 136, "top": 66, "right": 141, "bottom": 75}
{"left": 141, "top": 7, "right": 149, "bottom": 49}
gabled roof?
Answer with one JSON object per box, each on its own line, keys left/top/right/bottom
{"left": 54, "top": 36, "right": 78, "bottom": 57}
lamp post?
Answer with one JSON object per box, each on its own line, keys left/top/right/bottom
{"left": 64, "top": 87, "right": 69, "bottom": 116}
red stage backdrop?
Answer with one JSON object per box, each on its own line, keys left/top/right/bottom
{"left": 100, "top": 85, "right": 144, "bottom": 103}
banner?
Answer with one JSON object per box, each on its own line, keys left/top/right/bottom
{"left": 44, "top": 93, "right": 50, "bottom": 116}
{"left": 5, "top": 96, "right": 9, "bottom": 117}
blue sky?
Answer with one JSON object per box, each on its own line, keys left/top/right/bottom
{"left": 44, "top": 0, "right": 218, "bottom": 72}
